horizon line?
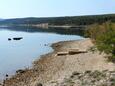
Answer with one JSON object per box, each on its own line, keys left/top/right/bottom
{"left": 1, "top": 13, "right": 115, "bottom": 19}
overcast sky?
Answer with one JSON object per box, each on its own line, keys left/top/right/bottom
{"left": 0, "top": 0, "right": 115, "bottom": 18}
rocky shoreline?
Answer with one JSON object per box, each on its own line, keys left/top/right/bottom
{"left": 1, "top": 38, "right": 115, "bottom": 86}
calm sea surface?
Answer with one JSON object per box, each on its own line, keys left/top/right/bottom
{"left": 0, "top": 27, "right": 84, "bottom": 79}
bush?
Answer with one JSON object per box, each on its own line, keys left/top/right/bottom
{"left": 86, "top": 22, "right": 115, "bottom": 62}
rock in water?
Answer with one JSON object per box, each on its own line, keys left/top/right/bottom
{"left": 13, "top": 37, "right": 23, "bottom": 40}
{"left": 8, "top": 38, "right": 11, "bottom": 41}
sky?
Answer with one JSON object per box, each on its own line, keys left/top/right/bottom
{"left": 0, "top": 0, "right": 115, "bottom": 19}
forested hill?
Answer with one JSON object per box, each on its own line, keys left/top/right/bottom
{"left": 0, "top": 14, "right": 115, "bottom": 26}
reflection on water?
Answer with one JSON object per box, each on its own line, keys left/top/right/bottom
{"left": 0, "top": 27, "right": 84, "bottom": 80}
{"left": 1, "top": 26, "right": 85, "bottom": 36}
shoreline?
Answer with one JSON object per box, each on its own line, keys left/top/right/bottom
{"left": 2, "top": 38, "right": 115, "bottom": 86}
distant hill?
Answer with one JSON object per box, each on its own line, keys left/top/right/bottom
{"left": 0, "top": 14, "right": 115, "bottom": 26}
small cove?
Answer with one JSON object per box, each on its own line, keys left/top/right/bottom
{"left": 0, "top": 27, "right": 84, "bottom": 80}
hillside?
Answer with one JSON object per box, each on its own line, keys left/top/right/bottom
{"left": 0, "top": 14, "right": 115, "bottom": 26}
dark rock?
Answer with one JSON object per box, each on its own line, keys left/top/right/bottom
{"left": 8, "top": 38, "right": 11, "bottom": 41}
{"left": 13, "top": 37, "right": 23, "bottom": 40}
{"left": 72, "top": 71, "right": 80, "bottom": 76}
{"left": 5, "top": 74, "right": 8, "bottom": 77}
{"left": 16, "top": 69, "right": 25, "bottom": 74}
{"left": 85, "top": 70, "right": 91, "bottom": 74}
{"left": 35, "top": 83, "right": 43, "bottom": 86}
{"left": 0, "top": 83, "right": 2, "bottom": 85}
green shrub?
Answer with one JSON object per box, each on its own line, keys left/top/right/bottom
{"left": 86, "top": 22, "right": 115, "bottom": 62}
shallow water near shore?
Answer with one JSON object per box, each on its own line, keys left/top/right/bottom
{"left": 0, "top": 27, "right": 84, "bottom": 80}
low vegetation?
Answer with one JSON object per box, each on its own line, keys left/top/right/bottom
{"left": 86, "top": 22, "right": 115, "bottom": 62}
